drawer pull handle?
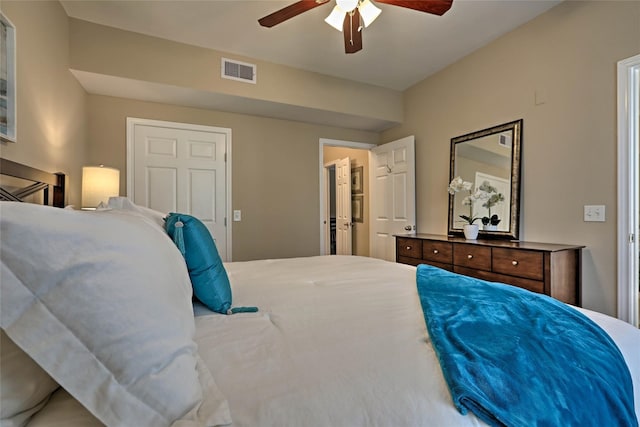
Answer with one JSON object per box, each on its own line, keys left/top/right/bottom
{"left": 512, "top": 260, "right": 518, "bottom": 266}
{"left": 406, "top": 246, "right": 412, "bottom": 250}
{"left": 433, "top": 249, "right": 439, "bottom": 254}
{"left": 467, "top": 254, "right": 473, "bottom": 259}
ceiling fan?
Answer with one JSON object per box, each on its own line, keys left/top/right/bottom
{"left": 258, "top": 0, "right": 453, "bottom": 54}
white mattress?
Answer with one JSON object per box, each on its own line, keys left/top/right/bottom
{"left": 27, "top": 256, "right": 640, "bottom": 426}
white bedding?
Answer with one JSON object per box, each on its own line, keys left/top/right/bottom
{"left": 1, "top": 202, "right": 229, "bottom": 427}
{"left": 27, "top": 255, "right": 640, "bottom": 427}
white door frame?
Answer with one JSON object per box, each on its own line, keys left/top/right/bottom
{"left": 126, "top": 117, "right": 233, "bottom": 261}
{"left": 617, "top": 54, "right": 640, "bottom": 327}
{"left": 323, "top": 160, "right": 339, "bottom": 255}
{"left": 319, "top": 138, "right": 376, "bottom": 255}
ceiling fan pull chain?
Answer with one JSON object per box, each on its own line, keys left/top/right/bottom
{"left": 349, "top": 11, "right": 354, "bottom": 45}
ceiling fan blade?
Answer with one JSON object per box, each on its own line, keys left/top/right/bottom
{"left": 343, "top": 9, "right": 363, "bottom": 54}
{"left": 258, "top": 0, "right": 330, "bottom": 28}
{"left": 375, "top": 0, "right": 453, "bottom": 16}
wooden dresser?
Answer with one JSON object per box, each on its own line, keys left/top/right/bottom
{"left": 395, "top": 234, "right": 584, "bottom": 306}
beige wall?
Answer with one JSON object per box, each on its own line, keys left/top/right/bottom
{"left": 382, "top": 0, "right": 640, "bottom": 316}
{"left": 69, "top": 19, "right": 403, "bottom": 126}
{"left": 87, "top": 95, "right": 378, "bottom": 261}
{"left": 323, "top": 145, "right": 370, "bottom": 256}
{"left": 0, "top": 1, "right": 87, "bottom": 205}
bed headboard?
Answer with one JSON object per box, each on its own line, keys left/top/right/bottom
{"left": 0, "top": 158, "right": 66, "bottom": 207}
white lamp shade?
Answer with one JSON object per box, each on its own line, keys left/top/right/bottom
{"left": 359, "top": 0, "right": 381, "bottom": 27}
{"left": 325, "top": 5, "right": 346, "bottom": 31}
{"left": 82, "top": 166, "right": 120, "bottom": 209}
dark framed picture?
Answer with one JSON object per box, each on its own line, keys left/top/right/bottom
{"left": 352, "top": 194, "right": 363, "bottom": 223}
{"left": 0, "top": 12, "right": 16, "bottom": 142}
{"left": 351, "top": 166, "right": 363, "bottom": 194}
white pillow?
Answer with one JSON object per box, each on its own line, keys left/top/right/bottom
{"left": 0, "top": 330, "right": 59, "bottom": 427}
{"left": 0, "top": 202, "right": 231, "bottom": 427}
{"left": 102, "top": 196, "right": 167, "bottom": 230}
{"left": 22, "top": 388, "right": 103, "bottom": 427}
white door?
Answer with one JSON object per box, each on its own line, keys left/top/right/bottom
{"left": 127, "top": 118, "right": 232, "bottom": 261}
{"left": 336, "top": 157, "right": 352, "bottom": 255}
{"left": 617, "top": 53, "right": 640, "bottom": 326}
{"left": 370, "top": 136, "right": 416, "bottom": 261}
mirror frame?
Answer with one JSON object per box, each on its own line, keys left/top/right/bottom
{"left": 447, "top": 119, "right": 523, "bottom": 240}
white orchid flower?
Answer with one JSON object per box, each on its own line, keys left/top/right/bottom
{"left": 448, "top": 176, "right": 474, "bottom": 195}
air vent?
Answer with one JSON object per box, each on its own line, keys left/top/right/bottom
{"left": 498, "top": 133, "right": 512, "bottom": 148}
{"left": 221, "top": 58, "right": 256, "bottom": 84}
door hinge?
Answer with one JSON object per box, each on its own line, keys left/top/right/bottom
{"left": 630, "top": 233, "right": 635, "bottom": 243}
{"left": 224, "top": 217, "right": 227, "bottom": 227}
{"left": 224, "top": 153, "right": 227, "bottom": 162}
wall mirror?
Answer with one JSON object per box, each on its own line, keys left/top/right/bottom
{"left": 448, "top": 119, "right": 522, "bottom": 240}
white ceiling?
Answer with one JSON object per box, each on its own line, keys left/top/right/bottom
{"left": 60, "top": 0, "right": 561, "bottom": 131}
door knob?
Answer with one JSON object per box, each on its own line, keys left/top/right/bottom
{"left": 404, "top": 225, "right": 412, "bottom": 231}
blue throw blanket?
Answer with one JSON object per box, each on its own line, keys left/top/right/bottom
{"left": 416, "top": 264, "right": 637, "bottom": 427}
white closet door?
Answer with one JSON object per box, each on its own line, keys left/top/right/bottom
{"left": 130, "top": 121, "right": 230, "bottom": 260}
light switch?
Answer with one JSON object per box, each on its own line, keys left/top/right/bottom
{"left": 233, "top": 210, "right": 241, "bottom": 221}
{"left": 584, "top": 205, "right": 605, "bottom": 222}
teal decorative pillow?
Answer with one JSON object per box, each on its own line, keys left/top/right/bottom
{"left": 165, "top": 213, "right": 257, "bottom": 315}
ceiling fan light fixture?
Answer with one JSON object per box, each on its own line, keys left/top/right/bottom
{"left": 260, "top": 0, "right": 453, "bottom": 54}
{"left": 336, "top": 0, "right": 359, "bottom": 12}
{"left": 325, "top": 5, "right": 346, "bottom": 31}
{"left": 358, "top": 0, "right": 381, "bottom": 27}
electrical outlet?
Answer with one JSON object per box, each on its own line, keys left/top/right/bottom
{"left": 584, "top": 205, "right": 605, "bottom": 222}
{"left": 233, "top": 210, "right": 241, "bottom": 221}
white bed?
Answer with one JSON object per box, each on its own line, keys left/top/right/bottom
{"left": 1, "top": 201, "right": 639, "bottom": 427}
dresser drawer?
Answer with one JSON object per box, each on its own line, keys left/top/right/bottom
{"left": 397, "top": 238, "right": 422, "bottom": 259}
{"left": 424, "top": 260, "right": 454, "bottom": 272}
{"left": 453, "top": 244, "right": 491, "bottom": 271}
{"left": 422, "top": 241, "right": 453, "bottom": 264}
{"left": 492, "top": 248, "right": 544, "bottom": 281}
{"left": 455, "top": 267, "right": 544, "bottom": 294}
{"left": 397, "top": 256, "right": 422, "bottom": 266}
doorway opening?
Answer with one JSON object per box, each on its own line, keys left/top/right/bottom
{"left": 319, "top": 138, "right": 376, "bottom": 256}
{"left": 326, "top": 163, "right": 337, "bottom": 254}
{"left": 324, "top": 157, "right": 352, "bottom": 255}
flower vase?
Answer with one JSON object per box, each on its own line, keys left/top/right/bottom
{"left": 483, "top": 224, "right": 497, "bottom": 231}
{"left": 463, "top": 224, "right": 479, "bottom": 240}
